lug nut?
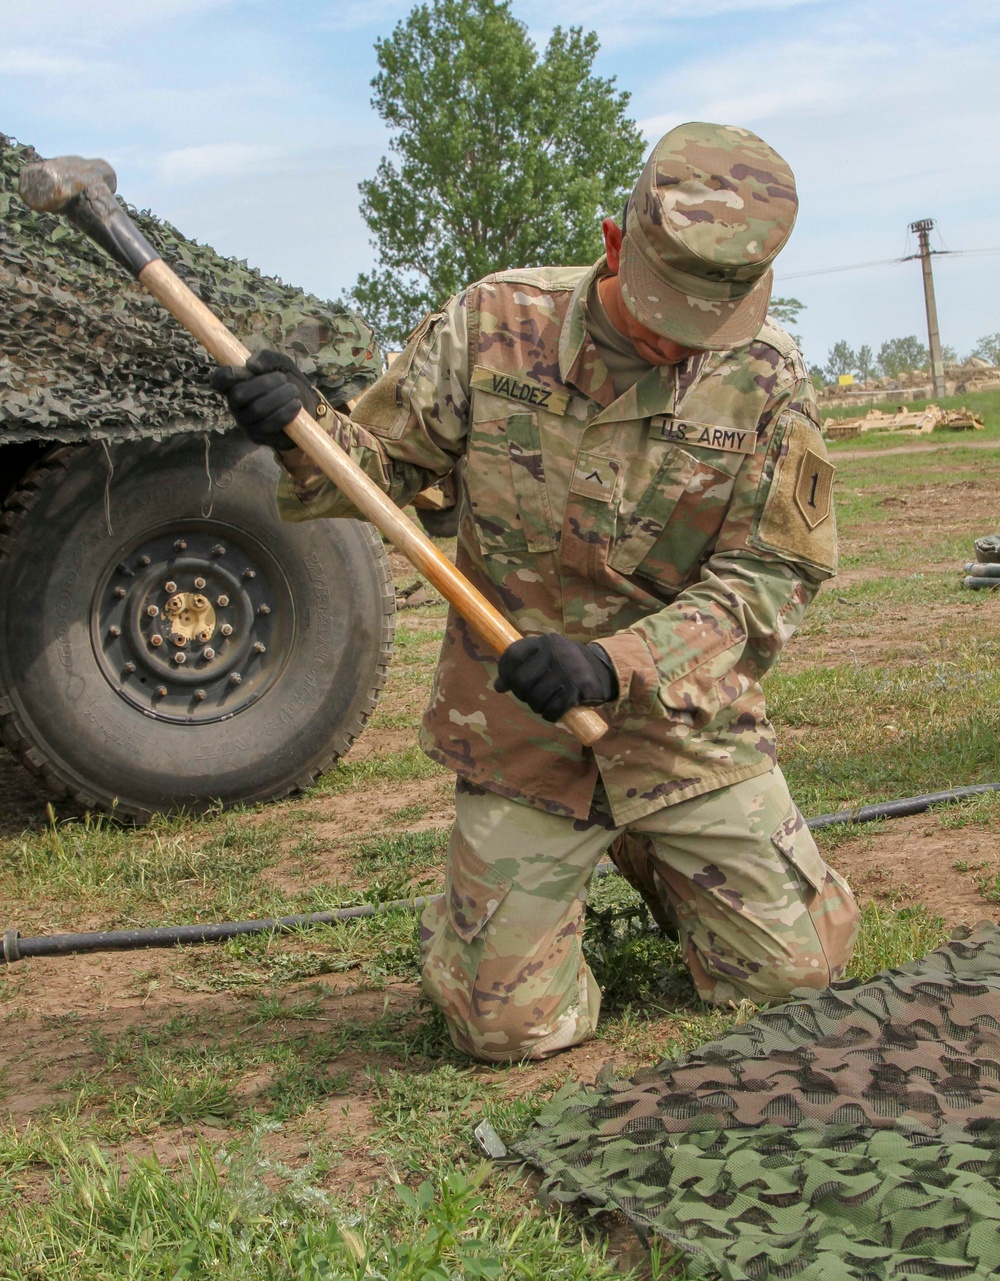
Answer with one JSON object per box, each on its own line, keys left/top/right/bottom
{"left": 124, "top": 662, "right": 136, "bottom": 674}
{"left": 174, "top": 540, "right": 187, "bottom": 552}
{"left": 155, "top": 685, "right": 168, "bottom": 697}
{"left": 220, "top": 623, "right": 233, "bottom": 637}
{"left": 174, "top": 652, "right": 187, "bottom": 665}
{"left": 172, "top": 634, "right": 187, "bottom": 647}
{"left": 243, "top": 569, "right": 256, "bottom": 580}
{"left": 203, "top": 647, "right": 216, "bottom": 660}
{"left": 258, "top": 604, "right": 270, "bottom": 616}
{"left": 212, "top": 544, "right": 225, "bottom": 556}
{"left": 194, "top": 577, "right": 206, "bottom": 589}
{"left": 217, "top": 594, "right": 229, "bottom": 607}
{"left": 164, "top": 580, "right": 177, "bottom": 594}
{"left": 138, "top": 555, "right": 151, "bottom": 566}
{"left": 114, "top": 586, "right": 127, "bottom": 598}
{"left": 150, "top": 634, "right": 163, "bottom": 648}
{"left": 253, "top": 642, "right": 266, "bottom": 654}
{"left": 146, "top": 604, "right": 159, "bottom": 617}
{"left": 108, "top": 625, "right": 121, "bottom": 638}
{"left": 229, "top": 673, "right": 242, "bottom": 686}
{"left": 192, "top": 595, "right": 207, "bottom": 609}
{"left": 195, "top": 689, "right": 207, "bottom": 701}
{"left": 197, "top": 629, "right": 212, "bottom": 643}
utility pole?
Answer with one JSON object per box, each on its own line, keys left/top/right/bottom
{"left": 908, "top": 218, "right": 946, "bottom": 398}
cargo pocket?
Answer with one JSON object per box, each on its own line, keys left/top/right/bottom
{"left": 446, "top": 844, "right": 514, "bottom": 943}
{"left": 771, "top": 804, "right": 827, "bottom": 894}
{"left": 608, "top": 445, "right": 732, "bottom": 583}
{"left": 465, "top": 412, "right": 557, "bottom": 553}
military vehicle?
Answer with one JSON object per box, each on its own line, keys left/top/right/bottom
{"left": 0, "top": 134, "right": 395, "bottom": 818}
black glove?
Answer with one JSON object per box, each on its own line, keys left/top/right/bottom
{"left": 495, "top": 634, "right": 618, "bottom": 723}
{"left": 209, "top": 349, "right": 320, "bottom": 450}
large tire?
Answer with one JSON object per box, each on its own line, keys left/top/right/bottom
{"left": 0, "top": 435, "right": 395, "bottom": 817}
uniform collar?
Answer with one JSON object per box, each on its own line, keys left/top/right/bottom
{"left": 560, "top": 257, "right": 679, "bottom": 422}
{"left": 559, "top": 258, "right": 616, "bottom": 409}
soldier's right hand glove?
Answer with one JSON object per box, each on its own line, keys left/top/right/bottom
{"left": 209, "top": 349, "right": 320, "bottom": 451}
{"left": 495, "top": 634, "right": 618, "bottom": 723}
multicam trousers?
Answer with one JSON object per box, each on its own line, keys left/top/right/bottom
{"left": 420, "top": 770, "right": 860, "bottom": 1063}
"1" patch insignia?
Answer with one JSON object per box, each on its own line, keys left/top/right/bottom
{"left": 471, "top": 365, "right": 569, "bottom": 416}
{"left": 794, "top": 449, "right": 834, "bottom": 528}
{"left": 650, "top": 416, "right": 757, "bottom": 455}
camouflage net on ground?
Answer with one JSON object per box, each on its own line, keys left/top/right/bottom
{"left": 1, "top": 135, "right": 381, "bottom": 443}
{"left": 513, "top": 926, "right": 1000, "bottom": 1279}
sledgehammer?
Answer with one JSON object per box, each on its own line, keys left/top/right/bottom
{"left": 18, "top": 155, "right": 607, "bottom": 745}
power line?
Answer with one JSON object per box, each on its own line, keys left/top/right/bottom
{"left": 776, "top": 247, "right": 1000, "bottom": 282}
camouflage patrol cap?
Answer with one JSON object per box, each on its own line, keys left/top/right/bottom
{"left": 619, "top": 121, "right": 798, "bottom": 350}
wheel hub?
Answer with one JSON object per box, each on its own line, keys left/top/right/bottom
{"left": 93, "top": 525, "right": 292, "bottom": 722}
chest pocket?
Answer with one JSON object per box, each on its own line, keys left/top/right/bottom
{"left": 608, "top": 443, "right": 736, "bottom": 585}
{"left": 464, "top": 411, "right": 558, "bottom": 554}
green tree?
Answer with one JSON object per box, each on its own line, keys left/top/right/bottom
{"left": 856, "top": 343, "right": 874, "bottom": 382}
{"left": 768, "top": 295, "right": 804, "bottom": 347}
{"left": 350, "top": 0, "right": 644, "bottom": 344}
{"left": 877, "top": 335, "right": 928, "bottom": 380}
{"left": 825, "top": 340, "right": 856, "bottom": 380}
{"left": 969, "top": 333, "right": 1000, "bottom": 365}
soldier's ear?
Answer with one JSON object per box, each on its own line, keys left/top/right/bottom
{"left": 602, "top": 218, "right": 623, "bottom": 272}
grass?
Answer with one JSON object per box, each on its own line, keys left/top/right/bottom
{"left": 3, "top": 436, "right": 1000, "bottom": 1278}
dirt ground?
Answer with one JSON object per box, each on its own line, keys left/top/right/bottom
{"left": 2, "top": 458, "right": 1000, "bottom": 1214}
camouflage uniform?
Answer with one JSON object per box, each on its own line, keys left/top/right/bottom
{"left": 273, "top": 123, "right": 859, "bottom": 1060}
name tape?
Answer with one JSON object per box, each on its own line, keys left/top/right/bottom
{"left": 471, "top": 365, "right": 569, "bottom": 416}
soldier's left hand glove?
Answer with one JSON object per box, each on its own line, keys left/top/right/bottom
{"left": 495, "top": 634, "right": 618, "bottom": 723}
{"left": 209, "top": 349, "right": 320, "bottom": 451}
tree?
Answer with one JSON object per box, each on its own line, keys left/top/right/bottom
{"left": 768, "top": 295, "right": 804, "bottom": 347}
{"left": 856, "top": 343, "right": 874, "bottom": 382}
{"left": 877, "top": 335, "right": 928, "bottom": 380}
{"left": 969, "top": 333, "right": 1000, "bottom": 365}
{"left": 350, "top": 0, "right": 645, "bottom": 344}
{"left": 825, "top": 340, "right": 856, "bottom": 381}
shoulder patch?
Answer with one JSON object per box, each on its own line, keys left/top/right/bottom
{"left": 752, "top": 411, "right": 838, "bottom": 574}
{"left": 794, "top": 449, "right": 835, "bottom": 528}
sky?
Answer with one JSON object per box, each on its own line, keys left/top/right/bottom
{"left": 4, "top": 0, "right": 999, "bottom": 368}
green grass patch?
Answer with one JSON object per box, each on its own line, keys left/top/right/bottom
{"left": 352, "top": 827, "right": 449, "bottom": 878}
{"left": 766, "top": 648, "right": 1000, "bottom": 815}
{"left": 313, "top": 745, "right": 447, "bottom": 796}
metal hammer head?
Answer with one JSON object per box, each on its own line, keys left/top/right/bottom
{"left": 17, "top": 153, "right": 158, "bottom": 279}
{"left": 19, "top": 155, "right": 117, "bottom": 214}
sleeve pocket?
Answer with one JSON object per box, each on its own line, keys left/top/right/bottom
{"left": 446, "top": 845, "right": 514, "bottom": 943}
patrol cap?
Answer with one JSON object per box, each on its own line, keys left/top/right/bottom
{"left": 619, "top": 122, "right": 798, "bottom": 350}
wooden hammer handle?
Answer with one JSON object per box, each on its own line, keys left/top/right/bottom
{"left": 138, "top": 259, "right": 608, "bottom": 747}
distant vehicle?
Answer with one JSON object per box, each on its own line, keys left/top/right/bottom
{"left": 0, "top": 134, "right": 395, "bottom": 818}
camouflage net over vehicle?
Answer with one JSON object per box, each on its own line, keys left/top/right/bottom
{"left": 0, "top": 135, "right": 381, "bottom": 444}
{"left": 514, "top": 925, "right": 1000, "bottom": 1280}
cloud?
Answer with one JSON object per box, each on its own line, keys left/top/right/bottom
{"left": 5, "top": 0, "right": 235, "bottom": 39}
{"left": 155, "top": 142, "right": 295, "bottom": 185}
{"left": 0, "top": 47, "right": 95, "bottom": 76}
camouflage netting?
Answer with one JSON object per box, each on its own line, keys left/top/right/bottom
{"left": 514, "top": 926, "right": 1000, "bottom": 1279}
{"left": 0, "top": 134, "right": 381, "bottom": 444}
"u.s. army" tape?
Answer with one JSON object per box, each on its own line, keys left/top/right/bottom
{"left": 651, "top": 415, "right": 757, "bottom": 455}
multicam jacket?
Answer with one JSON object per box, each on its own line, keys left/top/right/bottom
{"left": 276, "top": 260, "right": 837, "bottom": 825}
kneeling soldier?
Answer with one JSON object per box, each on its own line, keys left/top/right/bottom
{"left": 213, "top": 122, "right": 860, "bottom": 1062}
